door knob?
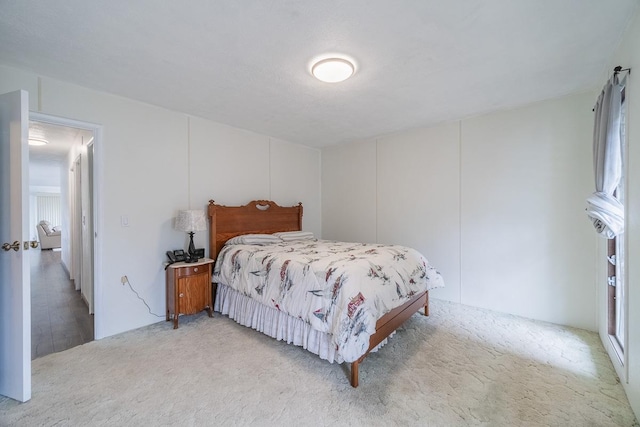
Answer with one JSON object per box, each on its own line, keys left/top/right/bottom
{"left": 2, "top": 241, "right": 20, "bottom": 251}
{"left": 30, "top": 241, "right": 39, "bottom": 249}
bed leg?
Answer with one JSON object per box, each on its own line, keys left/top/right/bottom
{"left": 350, "top": 361, "right": 359, "bottom": 388}
{"left": 423, "top": 290, "right": 430, "bottom": 316}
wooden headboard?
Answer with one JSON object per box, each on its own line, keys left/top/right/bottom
{"left": 207, "top": 199, "right": 303, "bottom": 260}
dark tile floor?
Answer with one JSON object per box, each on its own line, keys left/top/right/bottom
{"left": 31, "top": 248, "right": 94, "bottom": 359}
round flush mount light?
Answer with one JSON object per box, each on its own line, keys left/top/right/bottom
{"left": 28, "top": 137, "right": 49, "bottom": 146}
{"left": 311, "top": 58, "right": 355, "bottom": 83}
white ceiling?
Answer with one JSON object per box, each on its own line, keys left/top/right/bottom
{"left": 1, "top": 1, "right": 638, "bottom": 148}
{"left": 29, "top": 121, "right": 92, "bottom": 165}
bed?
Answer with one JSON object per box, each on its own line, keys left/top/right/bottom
{"left": 208, "top": 199, "right": 444, "bottom": 387}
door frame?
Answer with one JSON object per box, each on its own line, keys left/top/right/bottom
{"left": 29, "top": 112, "right": 104, "bottom": 338}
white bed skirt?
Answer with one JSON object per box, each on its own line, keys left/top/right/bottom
{"left": 214, "top": 283, "right": 391, "bottom": 364}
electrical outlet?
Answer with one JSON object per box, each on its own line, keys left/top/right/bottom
{"left": 121, "top": 275, "right": 127, "bottom": 285}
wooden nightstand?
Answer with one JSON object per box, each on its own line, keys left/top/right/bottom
{"left": 166, "top": 257, "right": 214, "bottom": 329}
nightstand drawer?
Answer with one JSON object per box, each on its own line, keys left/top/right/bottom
{"left": 176, "top": 264, "right": 208, "bottom": 278}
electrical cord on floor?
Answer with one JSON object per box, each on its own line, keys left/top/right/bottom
{"left": 122, "top": 275, "right": 164, "bottom": 318}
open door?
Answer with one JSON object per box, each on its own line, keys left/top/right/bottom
{"left": 0, "top": 90, "right": 31, "bottom": 402}
{"left": 82, "top": 142, "right": 94, "bottom": 314}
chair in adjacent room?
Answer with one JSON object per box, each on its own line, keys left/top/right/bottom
{"left": 36, "top": 220, "right": 61, "bottom": 250}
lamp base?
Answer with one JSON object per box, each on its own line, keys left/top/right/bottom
{"left": 187, "top": 231, "right": 199, "bottom": 261}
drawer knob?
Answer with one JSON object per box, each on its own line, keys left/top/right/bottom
{"left": 179, "top": 293, "right": 184, "bottom": 298}
{"left": 194, "top": 267, "right": 198, "bottom": 272}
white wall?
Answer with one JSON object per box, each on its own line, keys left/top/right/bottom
{"left": 606, "top": 10, "right": 640, "bottom": 418}
{"left": 269, "top": 137, "right": 321, "bottom": 235}
{"left": 322, "top": 91, "right": 596, "bottom": 330}
{"left": 29, "top": 161, "right": 62, "bottom": 188}
{"left": 322, "top": 140, "right": 377, "bottom": 242}
{"left": 0, "top": 63, "right": 321, "bottom": 339}
{"left": 63, "top": 146, "right": 82, "bottom": 280}
{"left": 461, "top": 95, "right": 595, "bottom": 328}
{"left": 377, "top": 123, "right": 462, "bottom": 303}
{"left": 188, "top": 119, "right": 322, "bottom": 249}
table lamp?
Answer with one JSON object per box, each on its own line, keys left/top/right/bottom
{"left": 175, "top": 209, "right": 207, "bottom": 262}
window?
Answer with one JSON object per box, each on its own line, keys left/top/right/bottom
{"left": 608, "top": 85, "right": 626, "bottom": 360}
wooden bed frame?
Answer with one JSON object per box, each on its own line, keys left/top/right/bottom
{"left": 207, "top": 199, "right": 429, "bottom": 387}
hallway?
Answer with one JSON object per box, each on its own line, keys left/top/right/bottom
{"left": 31, "top": 249, "right": 93, "bottom": 359}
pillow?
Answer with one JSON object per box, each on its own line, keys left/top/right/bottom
{"left": 39, "top": 221, "right": 51, "bottom": 234}
{"left": 273, "top": 231, "right": 315, "bottom": 241}
{"left": 52, "top": 226, "right": 61, "bottom": 233}
{"left": 225, "top": 234, "right": 283, "bottom": 245}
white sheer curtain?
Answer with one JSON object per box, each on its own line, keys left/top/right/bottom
{"left": 586, "top": 75, "right": 624, "bottom": 238}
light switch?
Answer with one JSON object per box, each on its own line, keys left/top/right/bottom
{"left": 121, "top": 215, "right": 129, "bottom": 227}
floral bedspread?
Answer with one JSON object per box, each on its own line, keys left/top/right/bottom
{"left": 213, "top": 239, "right": 444, "bottom": 362}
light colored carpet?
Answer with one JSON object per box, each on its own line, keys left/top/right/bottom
{"left": 0, "top": 300, "right": 636, "bottom": 426}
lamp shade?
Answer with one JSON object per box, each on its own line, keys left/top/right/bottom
{"left": 175, "top": 209, "right": 207, "bottom": 232}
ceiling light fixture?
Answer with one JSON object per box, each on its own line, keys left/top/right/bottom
{"left": 312, "top": 58, "right": 355, "bottom": 83}
{"left": 28, "top": 137, "right": 49, "bottom": 146}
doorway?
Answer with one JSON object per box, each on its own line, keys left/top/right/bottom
{"left": 28, "top": 115, "right": 98, "bottom": 358}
